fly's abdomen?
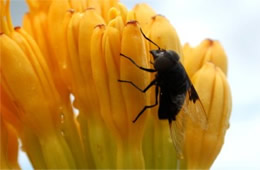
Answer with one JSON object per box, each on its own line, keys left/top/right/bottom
{"left": 158, "top": 88, "right": 186, "bottom": 121}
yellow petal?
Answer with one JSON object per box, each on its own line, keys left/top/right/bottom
{"left": 133, "top": 3, "right": 156, "bottom": 30}
{"left": 0, "top": 34, "right": 54, "bottom": 134}
{"left": 47, "top": 2, "right": 73, "bottom": 91}
{"left": 205, "top": 40, "right": 228, "bottom": 75}
{"left": 98, "top": 0, "right": 119, "bottom": 22}
{"left": 0, "top": 85, "right": 22, "bottom": 132}
{"left": 120, "top": 21, "right": 150, "bottom": 132}
{"left": 116, "top": 21, "right": 151, "bottom": 168}
{"left": 26, "top": 0, "right": 52, "bottom": 12}
{"left": 78, "top": 8, "right": 105, "bottom": 88}
{"left": 67, "top": 12, "right": 87, "bottom": 101}
{"left": 89, "top": 24, "right": 117, "bottom": 168}
{"left": 0, "top": 0, "right": 13, "bottom": 34}
{"left": 22, "top": 13, "right": 34, "bottom": 36}
{"left": 0, "top": 119, "right": 20, "bottom": 169}
{"left": 184, "top": 39, "right": 228, "bottom": 77}
{"left": 103, "top": 25, "right": 127, "bottom": 137}
{"left": 69, "top": 0, "right": 85, "bottom": 11}
{"left": 114, "top": 2, "right": 128, "bottom": 24}
{"left": 147, "top": 15, "right": 183, "bottom": 61}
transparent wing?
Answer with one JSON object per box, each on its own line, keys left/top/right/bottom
{"left": 169, "top": 111, "right": 186, "bottom": 159}
{"left": 168, "top": 86, "right": 208, "bottom": 159}
{"left": 183, "top": 86, "right": 208, "bottom": 129}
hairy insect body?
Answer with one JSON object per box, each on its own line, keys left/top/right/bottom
{"left": 156, "top": 63, "right": 189, "bottom": 121}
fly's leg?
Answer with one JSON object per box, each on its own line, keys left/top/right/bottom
{"left": 120, "top": 53, "right": 156, "bottom": 72}
{"left": 132, "top": 85, "right": 159, "bottom": 123}
{"left": 118, "top": 79, "right": 156, "bottom": 93}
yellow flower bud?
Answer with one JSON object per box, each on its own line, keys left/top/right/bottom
{"left": 183, "top": 39, "right": 228, "bottom": 77}
{"left": 147, "top": 15, "right": 183, "bottom": 61}
{"left": 90, "top": 20, "right": 149, "bottom": 169}
{"left": 141, "top": 14, "right": 183, "bottom": 169}
{"left": 1, "top": 1, "right": 87, "bottom": 168}
{"left": 97, "top": 0, "right": 119, "bottom": 22}
{"left": 22, "top": 0, "right": 73, "bottom": 104}
{"left": 132, "top": 3, "right": 156, "bottom": 30}
{"left": 183, "top": 62, "right": 232, "bottom": 169}
{"left": 65, "top": 8, "right": 118, "bottom": 169}
{"left": 25, "top": 0, "right": 52, "bottom": 12}
{"left": 0, "top": 32, "right": 85, "bottom": 169}
{"left": 22, "top": 9, "right": 51, "bottom": 65}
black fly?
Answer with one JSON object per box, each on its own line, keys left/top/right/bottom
{"left": 118, "top": 28, "right": 207, "bottom": 159}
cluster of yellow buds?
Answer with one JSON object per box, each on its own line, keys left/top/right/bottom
{"left": 0, "top": 0, "right": 232, "bottom": 169}
{"left": 182, "top": 40, "right": 232, "bottom": 169}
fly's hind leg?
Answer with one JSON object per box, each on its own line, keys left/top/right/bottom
{"left": 132, "top": 85, "right": 159, "bottom": 123}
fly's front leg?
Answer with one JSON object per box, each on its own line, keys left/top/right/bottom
{"left": 118, "top": 79, "right": 156, "bottom": 93}
{"left": 120, "top": 53, "right": 156, "bottom": 72}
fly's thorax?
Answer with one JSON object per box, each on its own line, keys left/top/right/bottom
{"left": 150, "top": 49, "right": 180, "bottom": 72}
{"left": 156, "top": 62, "right": 189, "bottom": 95}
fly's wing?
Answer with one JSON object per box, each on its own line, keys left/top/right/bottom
{"left": 179, "top": 63, "right": 208, "bottom": 129}
{"left": 167, "top": 93, "right": 187, "bottom": 159}
{"left": 183, "top": 85, "right": 208, "bottom": 129}
{"left": 168, "top": 85, "right": 207, "bottom": 159}
{"left": 159, "top": 91, "right": 186, "bottom": 159}
{"left": 169, "top": 112, "right": 186, "bottom": 159}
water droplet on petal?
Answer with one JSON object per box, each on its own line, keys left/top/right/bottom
{"left": 60, "top": 113, "right": 65, "bottom": 124}
{"left": 58, "top": 106, "right": 63, "bottom": 111}
{"left": 168, "top": 137, "right": 172, "bottom": 143}
{"left": 61, "top": 130, "right": 65, "bottom": 136}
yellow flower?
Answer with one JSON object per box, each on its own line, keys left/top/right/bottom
{"left": 0, "top": 0, "right": 232, "bottom": 169}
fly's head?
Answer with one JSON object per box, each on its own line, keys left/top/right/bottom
{"left": 150, "top": 49, "right": 180, "bottom": 72}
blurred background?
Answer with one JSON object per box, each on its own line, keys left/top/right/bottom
{"left": 10, "top": 0, "right": 260, "bottom": 169}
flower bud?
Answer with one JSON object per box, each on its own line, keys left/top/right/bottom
{"left": 132, "top": 3, "right": 156, "bottom": 30}
{"left": 183, "top": 62, "right": 232, "bottom": 169}
{"left": 1, "top": 1, "right": 87, "bottom": 168}
{"left": 25, "top": 0, "right": 52, "bottom": 12}
{"left": 183, "top": 39, "right": 228, "bottom": 77}
{"left": 141, "top": 14, "right": 183, "bottom": 169}
{"left": 147, "top": 15, "right": 183, "bottom": 60}
{"left": 117, "top": 21, "right": 150, "bottom": 168}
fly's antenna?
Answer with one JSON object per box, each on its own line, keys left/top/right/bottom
{"left": 140, "top": 28, "right": 161, "bottom": 50}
